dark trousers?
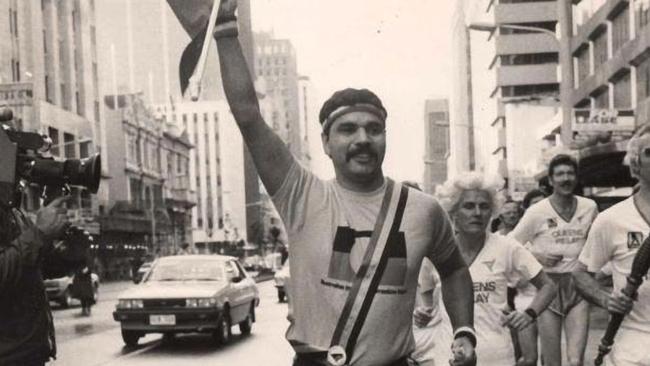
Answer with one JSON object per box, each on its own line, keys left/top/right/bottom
{"left": 292, "top": 352, "right": 413, "bottom": 366}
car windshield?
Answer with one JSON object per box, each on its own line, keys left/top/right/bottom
{"left": 147, "top": 258, "right": 224, "bottom": 282}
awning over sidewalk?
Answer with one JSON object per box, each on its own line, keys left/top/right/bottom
{"left": 577, "top": 140, "right": 634, "bottom": 187}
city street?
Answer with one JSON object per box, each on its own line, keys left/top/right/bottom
{"left": 47, "top": 278, "right": 610, "bottom": 366}
{"left": 48, "top": 280, "right": 293, "bottom": 366}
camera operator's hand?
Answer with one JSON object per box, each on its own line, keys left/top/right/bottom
{"left": 35, "top": 196, "right": 71, "bottom": 241}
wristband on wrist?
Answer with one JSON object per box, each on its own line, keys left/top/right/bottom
{"left": 216, "top": 15, "right": 237, "bottom": 25}
{"left": 524, "top": 308, "right": 538, "bottom": 321}
{"left": 453, "top": 326, "right": 477, "bottom": 348}
{"left": 213, "top": 20, "right": 238, "bottom": 39}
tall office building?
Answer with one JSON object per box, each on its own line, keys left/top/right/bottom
{"left": 562, "top": 0, "right": 650, "bottom": 190}
{"left": 451, "top": 0, "right": 561, "bottom": 193}
{"left": 423, "top": 99, "right": 450, "bottom": 195}
{"left": 253, "top": 32, "right": 305, "bottom": 162}
{"left": 96, "top": 0, "right": 264, "bottom": 244}
{"left": 0, "top": 0, "right": 102, "bottom": 232}
{"left": 155, "top": 101, "right": 247, "bottom": 252}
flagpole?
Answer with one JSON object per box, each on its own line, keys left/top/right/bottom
{"left": 110, "top": 43, "right": 118, "bottom": 108}
{"left": 160, "top": 0, "right": 171, "bottom": 104}
{"left": 126, "top": 0, "right": 136, "bottom": 93}
{"left": 187, "top": 0, "right": 221, "bottom": 101}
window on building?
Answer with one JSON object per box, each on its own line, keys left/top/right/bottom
{"left": 500, "top": 53, "right": 558, "bottom": 66}
{"left": 592, "top": 28, "right": 608, "bottom": 68}
{"left": 48, "top": 127, "right": 60, "bottom": 156}
{"left": 611, "top": 5, "right": 630, "bottom": 54}
{"left": 499, "top": 21, "right": 556, "bottom": 35}
{"left": 129, "top": 178, "right": 142, "bottom": 206}
{"left": 636, "top": 55, "right": 650, "bottom": 102}
{"left": 635, "top": 0, "right": 650, "bottom": 33}
{"left": 94, "top": 100, "right": 100, "bottom": 122}
{"left": 64, "top": 132, "right": 76, "bottom": 158}
{"left": 613, "top": 71, "right": 632, "bottom": 108}
{"left": 501, "top": 83, "right": 559, "bottom": 98}
{"left": 593, "top": 87, "right": 610, "bottom": 108}
{"left": 79, "top": 140, "right": 91, "bottom": 158}
{"left": 45, "top": 75, "right": 52, "bottom": 102}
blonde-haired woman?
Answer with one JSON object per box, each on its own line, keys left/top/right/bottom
{"left": 431, "top": 172, "right": 557, "bottom": 365}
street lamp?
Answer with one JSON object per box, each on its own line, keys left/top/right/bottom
{"left": 468, "top": 22, "right": 558, "bottom": 38}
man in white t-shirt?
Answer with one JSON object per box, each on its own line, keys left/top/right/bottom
{"left": 212, "top": 2, "right": 476, "bottom": 365}
{"left": 511, "top": 154, "right": 599, "bottom": 366}
{"left": 573, "top": 124, "right": 650, "bottom": 366}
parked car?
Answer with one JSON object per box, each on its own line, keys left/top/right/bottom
{"left": 274, "top": 261, "right": 290, "bottom": 303}
{"left": 113, "top": 255, "right": 260, "bottom": 347}
{"left": 45, "top": 273, "right": 100, "bottom": 308}
{"left": 133, "top": 261, "right": 153, "bottom": 284}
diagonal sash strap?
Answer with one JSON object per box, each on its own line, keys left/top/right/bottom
{"left": 328, "top": 179, "right": 409, "bottom": 366}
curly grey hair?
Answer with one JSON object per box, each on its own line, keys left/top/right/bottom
{"left": 623, "top": 123, "right": 650, "bottom": 179}
{"left": 435, "top": 171, "right": 505, "bottom": 216}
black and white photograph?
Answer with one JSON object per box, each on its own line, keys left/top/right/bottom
{"left": 2, "top": 0, "right": 650, "bottom": 365}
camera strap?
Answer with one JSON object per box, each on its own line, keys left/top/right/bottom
{"left": 327, "top": 179, "right": 409, "bottom": 366}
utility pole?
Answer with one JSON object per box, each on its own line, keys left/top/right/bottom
{"left": 558, "top": 0, "right": 574, "bottom": 147}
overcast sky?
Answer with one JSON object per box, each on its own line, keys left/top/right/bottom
{"left": 249, "top": 1, "right": 455, "bottom": 182}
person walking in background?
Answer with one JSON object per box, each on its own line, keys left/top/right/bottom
{"left": 73, "top": 264, "right": 94, "bottom": 316}
{"left": 499, "top": 199, "right": 523, "bottom": 236}
{"left": 433, "top": 172, "right": 557, "bottom": 365}
{"left": 573, "top": 124, "right": 650, "bottom": 366}
{"left": 511, "top": 155, "right": 599, "bottom": 366}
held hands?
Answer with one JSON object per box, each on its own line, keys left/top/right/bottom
{"left": 35, "top": 196, "right": 71, "bottom": 241}
{"left": 502, "top": 310, "right": 535, "bottom": 331}
{"left": 413, "top": 306, "right": 434, "bottom": 328}
{"left": 449, "top": 337, "right": 477, "bottom": 366}
{"left": 606, "top": 289, "right": 634, "bottom": 315}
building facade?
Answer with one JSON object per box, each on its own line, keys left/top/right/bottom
{"left": 423, "top": 99, "right": 451, "bottom": 195}
{"left": 155, "top": 101, "right": 247, "bottom": 254}
{"left": 101, "top": 93, "right": 194, "bottom": 278}
{"left": 451, "top": 0, "right": 562, "bottom": 189}
{"left": 0, "top": 0, "right": 103, "bottom": 231}
{"left": 253, "top": 32, "right": 305, "bottom": 163}
{"left": 565, "top": 0, "right": 650, "bottom": 188}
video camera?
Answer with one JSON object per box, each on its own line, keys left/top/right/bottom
{"left": 0, "top": 107, "right": 101, "bottom": 208}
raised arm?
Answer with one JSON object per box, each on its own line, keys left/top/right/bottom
{"left": 214, "top": 0, "right": 294, "bottom": 195}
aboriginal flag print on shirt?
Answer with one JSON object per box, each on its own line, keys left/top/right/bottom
{"left": 271, "top": 162, "right": 457, "bottom": 366}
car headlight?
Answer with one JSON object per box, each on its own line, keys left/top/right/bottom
{"left": 185, "top": 298, "right": 217, "bottom": 308}
{"left": 117, "top": 299, "right": 144, "bottom": 309}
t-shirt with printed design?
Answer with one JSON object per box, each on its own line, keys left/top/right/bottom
{"left": 578, "top": 197, "right": 650, "bottom": 335}
{"left": 272, "top": 162, "right": 457, "bottom": 365}
{"left": 511, "top": 196, "right": 598, "bottom": 273}
{"left": 436, "top": 233, "right": 542, "bottom": 365}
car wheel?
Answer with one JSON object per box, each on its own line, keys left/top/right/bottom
{"left": 121, "top": 329, "right": 141, "bottom": 348}
{"left": 214, "top": 312, "right": 231, "bottom": 345}
{"left": 278, "top": 288, "right": 286, "bottom": 303}
{"left": 239, "top": 303, "right": 255, "bottom": 335}
{"left": 60, "top": 288, "right": 73, "bottom": 308}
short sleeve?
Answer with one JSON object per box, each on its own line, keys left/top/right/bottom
{"left": 509, "top": 208, "right": 538, "bottom": 245}
{"left": 426, "top": 202, "right": 458, "bottom": 265}
{"left": 506, "top": 239, "right": 543, "bottom": 285}
{"left": 271, "top": 161, "right": 319, "bottom": 234}
{"left": 578, "top": 216, "right": 613, "bottom": 273}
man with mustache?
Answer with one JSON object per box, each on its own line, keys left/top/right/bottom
{"left": 510, "top": 154, "right": 598, "bottom": 366}
{"left": 212, "top": 1, "right": 476, "bottom": 365}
